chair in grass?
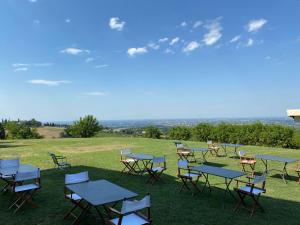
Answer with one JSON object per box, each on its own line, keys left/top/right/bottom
{"left": 107, "top": 194, "right": 152, "bottom": 225}
{"left": 48, "top": 152, "right": 71, "bottom": 170}
{"left": 234, "top": 174, "right": 266, "bottom": 217}
{"left": 0, "top": 158, "right": 20, "bottom": 193}
{"left": 146, "top": 156, "right": 166, "bottom": 184}
{"left": 238, "top": 150, "right": 256, "bottom": 178}
{"left": 9, "top": 168, "right": 41, "bottom": 214}
{"left": 207, "top": 140, "right": 220, "bottom": 156}
{"left": 120, "top": 149, "right": 138, "bottom": 174}
{"left": 295, "top": 164, "right": 300, "bottom": 184}
{"left": 175, "top": 142, "right": 196, "bottom": 163}
{"left": 177, "top": 159, "right": 202, "bottom": 195}
{"left": 64, "top": 171, "right": 89, "bottom": 221}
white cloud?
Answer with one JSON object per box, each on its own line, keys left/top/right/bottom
{"left": 12, "top": 62, "right": 53, "bottom": 72}
{"left": 12, "top": 63, "right": 30, "bottom": 67}
{"left": 33, "top": 19, "right": 40, "bottom": 24}
{"left": 127, "top": 47, "right": 148, "bottom": 57}
{"left": 14, "top": 67, "right": 28, "bottom": 72}
{"left": 147, "top": 42, "right": 160, "bottom": 50}
{"left": 169, "top": 37, "right": 180, "bottom": 45}
{"left": 61, "top": 48, "right": 90, "bottom": 55}
{"left": 27, "top": 80, "right": 71, "bottom": 86}
{"left": 65, "top": 18, "right": 71, "bottom": 23}
{"left": 202, "top": 18, "right": 222, "bottom": 46}
{"left": 246, "top": 38, "right": 254, "bottom": 47}
{"left": 32, "top": 63, "right": 54, "bottom": 67}
{"left": 95, "top": 64, "right": 109, "bottom": 68}
{"left": 84, "top": 91, "right": 109, "bottom": 96}
{"left": 230, "top": 35, "right": 241, "bottom": 43}
{"left": 193, "top": 20, "right": 203, "bottom": 29}
{"left": 247, "top": 19, "right": 267, "bottom": 32}
{"left": 109, "top": 17, "right": 125, "bottom": 31}
{"left": 183, "top": 41, "right": 200, "bottom": 53}
{"left": 180, "top": 21, "right": 187, "bottom": 27}
{"left": 85, "top": 57, "right": 94, "bottom": 63}
{"left": 164, "top": 48, "right": 175, "bottom": 54}
{"left": 158, "top": 37, "right": 168, "bottom": 43}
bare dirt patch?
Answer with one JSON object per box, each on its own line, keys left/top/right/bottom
{"left": 37, "top": 126, "right": 65, "bottom": 139}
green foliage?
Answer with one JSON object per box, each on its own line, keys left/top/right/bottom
{"left": 5, "top": 121, "right": 41, "bottom": 139}
{"left": 0, "top": 123, "right": 5, "bottom": 139}
{"left": 168, "top": 126, "right": 191, "bottom": 140}
{"left": 21, "top": 119, "right": 42, "bottom": 127}
{"left": 66, "top": 115, "right": 102, "bottom": 138}
{"left": 144, "top": 126, "right": 161, "bottom": 139}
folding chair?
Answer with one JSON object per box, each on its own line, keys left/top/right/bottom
{"left": 9, "top": 168, "right": 41, "bottom": 214}
{"left": 48, "top": 152, "right": 71, "bottom": 170}
{"left": 175, "top": 143, "right": 196, "bottom": 163}
{"left": 64, "top": 171, "right": 89, "bottom": 221}
{"left": 234, "top": 174, "right": 266, "bottom": 217}
{"left": 120, "top": 149, "right": 138, "bottom": 174}
{"left": 0, "top": 158, "right": 20, "bottom": 193}
{"left": 107, "top": 194, "right": 152, "bottom": 225}
{"left": 146, "top": 156, "right": 166, "bottom": 184}
{"left": 177, "top": 159, "right": 202, "bottom": 195}
{"left": 238, "top": 150, "right": 256, "bottom": 178}
{"left": 295, "top": 164, "right": 300, "bottom": 184}
{"left": 207, "top": 140, "right": 220, "bottom": 156}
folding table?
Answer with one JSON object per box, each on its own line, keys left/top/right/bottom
{"left": 220, "top": 143, "right": 243, "bottom": 157}
{"left": 190, "top": 147, "right": 211, "bottom": 162}
{"left": 192, "top": 165, "right": 245, "bottom": 199}
{"left": 66, "top": 179, "right": 138, "bottom": 225}
{"left": 129, "top": 153, "right": 154, "bottom": 174}
{"left": 255, "top": 154, "right": 298, "bottom": 183}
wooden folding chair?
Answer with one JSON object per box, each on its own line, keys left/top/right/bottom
{"left": 295, "top": 164, "right": 300, "bottom": 184}
{"left": 234, "top": 174, "right": 266, "bottom": 217}
{"left": 107, "top": 194, "right": 152, "bottom": 225}
{"left": 175, "top": 143, "right": 196, "bottom": 163}
{"left": 177, "top": 159, "right": 202, "bottom": 195}
{"left": 238, "top": 150, "right": 256, "bottom": 178}
{"left": 48, "top": 152, "right": 71, "bottom": 170}
{"left": 146, "top": 156, "right": 166, "bottom": 184}
{"left": 9, "top": 168, "right": 41, "bottom": 214}
{"left": 64, "top": 171, "right": 89, "bottom": 221}
{"left": 207, "top": 140, "right": 220, "bottom": 156}
{"left": 120, "top": 149, "right": 139, "bottom": 174}
{"left": 0, "top": 158, "right": 19, "bottom": 193}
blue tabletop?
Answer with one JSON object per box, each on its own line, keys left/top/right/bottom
{"left": 130, "top": 153, "right": 153, "bottom": 160}
{"left": 255, "top": 154, "right": 298, "bottom": 163}
{"left": 190, "top": 147, "right": 210, "bottom": 152}
{"left": 221, "top": 143, "right": 243, "bottom": 147}
{"left": 192, "top": 165, "right": 245, "bottom": 179}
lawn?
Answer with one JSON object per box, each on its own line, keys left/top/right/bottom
{"left": 0, "top": 137, "right": 300, "bottom": 225}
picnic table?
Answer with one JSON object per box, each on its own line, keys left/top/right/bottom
{"left": 129, "top": 153, "right": 154, "bottom": 174}
{"left": 220, "top": 143, "right": 244, "bottom": 157}
{"left": 66, "top": 179, "right": 137, "bottom": 224}
{"left": 255, "top": 154, "right": 298, "bottom": 183}
{"left": 190, "top": 147, "right": 211, "bottom": 162}
{"left": 192, "top": 165, "right": 245, "bottom": 199}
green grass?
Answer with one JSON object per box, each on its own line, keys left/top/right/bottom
{"left": 0, "top": 137, "right": 300, "bottom": 225}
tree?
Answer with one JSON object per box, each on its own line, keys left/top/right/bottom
{"left": 0, "top": 123, "right": 5, "bottom": 139}
{"left": 168, "top": 126, "right": 191, "bottom": 140}
{"left": 144, "top": 126, "right": 161, "bottom": 139}
{"left": 67, "top": 115, "right": 102, "bottom": 138}
{"left": 5, "top": 121, "right": 41, "bottom": 139}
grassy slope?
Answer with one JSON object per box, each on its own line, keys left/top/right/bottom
{"left": 0, "top": 137, "right": 300, "bottom": 225}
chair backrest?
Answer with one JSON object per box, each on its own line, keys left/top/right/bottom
{"left": 65, "top": 171, "right": 89, "bottom": 185}
{"left": 207, "top": 140, "right": 213, "bottom": 145}
{"left": 121, "top": 194, "right": 150, "bottom": 214}
{"left": 49, "top": 153, "right": 59, "bottom": 165}
{"left": 15, "top": 168, "right": 40, "bottom": 182}
{"left": 0, "top": 158, "right": 20, "bottom": 169}
{"left": 253, "top": 174, "right": 266, "bottom": 185}
{"left": 178, "top": 159, "right": 188, "bottom": 169}
{"left": 176, "top": 143, "right": 185, "bottom": 150}
{"left": 121, "top": 149, "right": 132, "bottom": 156}
{"left": 152, "top": 156, "right": 166, "bottom": 168}
{"left": 239, "top": 150, "right": 246, "bottom": 157}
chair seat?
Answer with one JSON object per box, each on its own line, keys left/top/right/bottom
{"left": 241, "top": 160, "right": 256, "bottom": 164}
{"left": 151, "top": 167, "right": 164, "bottom": 172}
{"left": 15, "top": 184, "right": 40, "bottom": 192}
{"left": 0, "top": 174, "right": 13, "bottom": 179}
{"left": 178, "top": 151, "right": 191, "bottom": 155}
{"left": 122, "top": 158, "right": 136, "bottom": 163}
{"left": 238, "top": 185, "right": 264, "bottom": 195}
{"left": 182, "top": 173, "right": 200, "bottom": 179}
{"left": 110, "top": 213, "right": 149, "bottom": 225}
{"left": 66, "top": 193, "right": 82, "bottom": 201}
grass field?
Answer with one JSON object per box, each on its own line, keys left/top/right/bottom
{"left": 0, "top": 137, "right": 300, "bottom": 225}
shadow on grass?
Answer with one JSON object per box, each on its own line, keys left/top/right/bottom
{"left": 0, "top": 144, "right": 27, "bottom": 149}
{"left": 0, "top": 165, "right": 300, "bottom": 225}
{"left": 204, "top": 162, "right": 227, "bottom": 167}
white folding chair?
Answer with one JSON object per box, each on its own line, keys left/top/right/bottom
{"left": 175, "top": 143, "right": 196, "bottom": 163}
{"left": 146, "top": 156, "right": 166, "bottom": 184}
{"left": 64, "top": 171, "right": 89, "bottom": 220}
{"left": 108, "top": 194, "right": 151, "bottom": 225}
{"left": 120, "top": 149, "right": 138, "bottom": 174}
{"left": 0, "top": 158, "right": 20, "bottom": 192}
{"left": 9, "top": 168, "right": 41, "bottom": 214}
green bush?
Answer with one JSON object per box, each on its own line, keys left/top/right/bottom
{"left": 0, "top": 123, "right": 5, "bottom": 139}
{"left": 144, "top": 126, "right": 161, "bottom": 139}
{"left": 168, "top": 126, "right": 191, "bottom": 140}
{"left": 66, "top": 115, "right": 102, "bottom": 138}
{"left": 5, "top": 121, "right": 41, "bottom": 139}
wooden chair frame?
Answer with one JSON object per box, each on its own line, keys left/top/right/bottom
{"left": 120, "top": 152, "right": 139, "bottom": 175}
{"left": 239, "top": 151, "right": 256, "bottom": 178}
{"left": 207, "top": 140, "right": 220, "bottom": 157}
{"left": 175, "top": 143, "right": 196, "bottom": 163}
{"left": 295, "top": 164, "right": 300, "bottom": 184}
{"left": 146, "top": 156, "right": 166, "bottom": 184}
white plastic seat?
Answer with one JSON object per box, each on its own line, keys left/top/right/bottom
{"left": 110, "top": 213, "right": 148, "bottom": 225}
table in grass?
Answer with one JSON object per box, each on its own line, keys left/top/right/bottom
{"left": 190, "top": 147, "right": 211, "bottom": 162}
{"left": 255, "top": 154, "right": 298, "bottom": 183}
{"left": 129, "top": 153, "right": 154, "bottom": 174}
{"left": 66, "top": 179, "right": 137, "bottom": 224}
{"left": 220, "top": 143, "right": 244, "bottom": 157}
{"left": 192, "top": 165, "right": 245, "bottom": 199}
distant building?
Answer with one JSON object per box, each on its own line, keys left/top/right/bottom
{"left": 287, "top": 109, "right": 300, "bottom": 122}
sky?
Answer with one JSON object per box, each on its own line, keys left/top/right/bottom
{"left": 1, "top": 0, "right": 300, "bottom": 121}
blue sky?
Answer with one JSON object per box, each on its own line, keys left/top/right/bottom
{"left": 1, "top": 0, "right": 300, "bottom": 121}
